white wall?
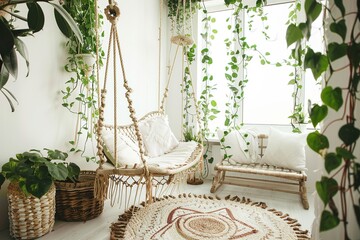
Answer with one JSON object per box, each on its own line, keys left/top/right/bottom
{"left": 0, "top": 1, "right": 165, "bottom": 231}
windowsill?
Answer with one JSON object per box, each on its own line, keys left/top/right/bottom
{"left": 204, "top": 123, "right": 318, "bottom": 144}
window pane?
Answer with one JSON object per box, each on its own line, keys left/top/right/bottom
{"left": 243, "top": 3, "right": 294, "bottom": 124}
{"left": 205, "top": 10, "right": 233, "bottom": 132}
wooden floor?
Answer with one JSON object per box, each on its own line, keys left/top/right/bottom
{"left": 0, "top": 179, "right": 315, "bottom": 240}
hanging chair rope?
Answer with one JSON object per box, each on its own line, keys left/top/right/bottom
{"left": 95, "top": 1, "right": 152, "bottom": 203}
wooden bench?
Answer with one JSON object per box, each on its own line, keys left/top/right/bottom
{"left": 210, "top": 134, "right": 309, "bottom": 209}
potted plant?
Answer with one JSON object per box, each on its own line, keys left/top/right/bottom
{"left": 0, "top": 0, "right": 82, "bottom": 112}
{"left": 60, "top": 0, "right": 103, "bottom": 162}
{"left": 167, "top": 0, "right": 200, "bottom": 44}
{"left": 0, "top": 148, "right": 80, "bottom": 239}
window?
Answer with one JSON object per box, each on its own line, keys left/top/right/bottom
{"left": 197, "top": 0, "right": 322, "bottom": 133}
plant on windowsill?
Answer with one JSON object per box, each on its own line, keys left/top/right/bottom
{"left": 286, "top": 0, "right": 359, "bottom": 238}
{"left": 0, "top": 0, "right": 82, "bottom": 112}
{"left": 60, "top": 0, "right": 104, "bottom": 162}
{"left": 0, "top": 148, "right": 80, "bottom": 239}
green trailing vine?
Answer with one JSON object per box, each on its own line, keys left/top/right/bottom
{"left": 167, "top": 0, "right": 200, "bottom": 36}
{"left": 286, "top": 0, "right": 359, "bottom": 237}
{"left": 60, "top": 0, "right": 104, "bottom": 162}
{"left": 198, "top": 1, "right": 219, "bottom": 164}
{"left": 220, "top": 0, "right": 268, "bottom": 160}
{"left": 286, "top": 0, "right": 309, "bottom": 133}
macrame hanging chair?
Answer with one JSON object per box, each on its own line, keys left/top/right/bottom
{"left": 94, "top": 0, "right": 204, "bottom": 208}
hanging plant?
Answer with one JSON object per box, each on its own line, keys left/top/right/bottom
{"left": 60, "top": 0, "right": 104, "bottom": 162}
{"left": 198, "top": 2, "right": 218, "bottom": 165}
{"left": 221, "top": 0, "right": 268, "bottom": 161}
{"left": 285, "top": 0, "right": 310, "bottom": 133}
{"left": 286, "top": 0, "right": 359, "bottom": 237}
{"left": 167, "top": 0, "right": 200, "bottom": 37}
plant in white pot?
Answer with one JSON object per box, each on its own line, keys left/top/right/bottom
{"left": 0, "top": 148, "right": 80, "bottom": 239}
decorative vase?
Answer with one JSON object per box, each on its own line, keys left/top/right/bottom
{"left": 7, "top": 182, "right": 56, "bottom": 239}
{"left": 55, "top": 171, "right": 104, "bottom": 222}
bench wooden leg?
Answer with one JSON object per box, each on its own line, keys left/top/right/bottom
{"left": 299, "top": 180, "right": 309, "bottom": 210}
{"left": 210, "top": 170, "right": 225, "bottom": 193}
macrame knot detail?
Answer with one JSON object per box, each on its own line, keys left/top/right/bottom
{"left": 105, "top": 4, "right": 120, "bottom": 24}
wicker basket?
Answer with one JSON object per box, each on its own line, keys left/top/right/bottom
{"left": 55, "top": 171, "right": 104, "bottom": 221}
{"left": 7, "top": 182, "right": 56, "bottom": 240}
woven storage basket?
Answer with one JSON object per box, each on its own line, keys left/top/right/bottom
{"left": 7, "top": 182, "right": 55, "bottom": 240}
{"left": 55, "top": 170, "right": 104, "bottom": 221}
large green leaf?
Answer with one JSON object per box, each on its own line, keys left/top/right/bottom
{"left": 324, "top": 152, "right": 342, "bottom": 174}
{"left": 327, "top": 42, "right": 347, "bottom": 62}
{"left": 27, "top": 2, "right": 45, "bottom": 33}
{"left": 348, "top": 43, "right": 360, "bottom": 69}
{"left": 321, "top": 86, "right": 343, "bottom": 111}
{"left": 1, "top": 159, "right": 19, "bottom": 180}
{"left": 286, "top": 24, "right": 303, "bottom": 47}
{"left": 14, "top": 38, "right": 29, "bottom": 77}
{"left": 336, "top": 147, "right": 355, "bottom": 160}
{"left": 54, "top": 8, "right": 72, "bottom": 38}
{"left": 46, "top": 162, "right": 68, "bottom": 181}
{"left": 2, "top": 48, "right": 18, "bottom": 79}
{"left": 45, "top": 148, "right": 68, "bottom": 160}
{"left": 66, "top": 162, "right": 80, "bottom": 182}
{"left": 354, "top": 203, "right": 360, "bottom": 228}
{"left": 316, "top": 177, "right": 338, "bottom": 206}
{"left": 304, "top": 0, "right": 322, "bottom": 23}
{"left": 304, "top": 48, "right": 329, "bottom": 79}
{"left": 310, "top": 104, "right": 328, "bottom": 128}
{"left": 334, "top": 0, "right": 345, "bottom": 17}
{"left": 320, "top": 210, "right": 340, "bottom": 232}
{"left": 307, "top": 131, "right": 329, "bottom": 153}
{"left": 49, "top": 2, "right": 83, "bottom": 44}
{"left": 354, "top": 163, "right": 360, "bottom": 190}
{"left": 339, "top": 124, "right": 360, "bottom": 146}
{"left": 0, "top": 174, "right": 5, "bottom": 189}
{"left": 0, "top": 62, "right": 9, "bottom": 89}
{"left": 0, "top": 18, "right": 15, "bottom": 55}
{"left": 330, "top": 20, "right": 346, "bottom": 42}
{"left": 26, "top": 177, "right": 52, "bottom": 198}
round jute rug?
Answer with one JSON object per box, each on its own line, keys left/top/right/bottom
{"left": 110, "top": 194, "right": 309, "bottom": 240}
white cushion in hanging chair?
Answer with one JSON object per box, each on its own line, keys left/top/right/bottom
{"left": 138, "top": 115, "right": 179, "bottom": 158}
{"left": 147, "top": 141, "right": 198, "bottom": 169}
{"left": 101, "top": 127, "right": 146, "bottom": 167}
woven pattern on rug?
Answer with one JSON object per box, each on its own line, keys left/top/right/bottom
{"left": 110, "top": 194, "right": 310, "bottom": 240}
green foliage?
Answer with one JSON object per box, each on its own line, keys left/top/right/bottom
{"left": 307, "top": 131, "right": 329, "bottom": 153}
{"left": 316, "top": 177, "right": 338, "bottom": 206}
{"left": 61, "top": 0, "right": 104, "bottom": 162}
{"left": 289, "top": 0, "right": 360, "bottom": 235}
{"left": 0, "top": 148, "right": 80, "bottom": 198}
{"left": 167, "top": 0, "right": 200, "bottom": 35}
{"left": 309, "top": 104, "right": 328, "bottom": 128}
{"left": 320, "top": 210, "right": 340, "bottom": 231}
{"left": 0, "top": 0, "right": 82, "bottom": 112}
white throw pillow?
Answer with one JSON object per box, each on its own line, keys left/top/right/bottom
{"left": 261, "top": 128, "right": 307, "bottom": 171}
{"left": 101, "top": 128, "right": 143, "bottom": 167}
{"left": 217, "top": 129, "right": 259, "bottom": 164}
{"left": 139, "top": 115, "right": 179, "bottom": 157}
